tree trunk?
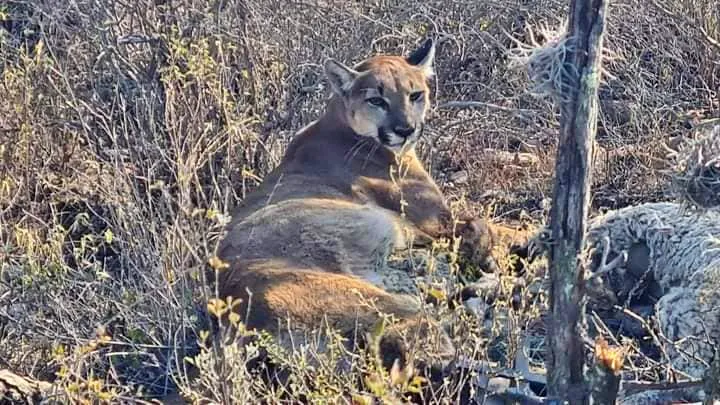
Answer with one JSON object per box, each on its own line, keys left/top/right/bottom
{"left": 546, "top": 0, "right": 610, "bottom": 402}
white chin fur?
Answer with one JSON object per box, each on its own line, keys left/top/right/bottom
{"left": 384, "top": 131, "right": 417, "bottom": 154}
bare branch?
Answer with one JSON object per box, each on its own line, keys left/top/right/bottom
{"left": 647, "top": 0, "right": 720, "bottom": 51}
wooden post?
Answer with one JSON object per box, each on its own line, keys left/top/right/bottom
{"left": 546, "top": 0, "right": 609, "bottom": 402}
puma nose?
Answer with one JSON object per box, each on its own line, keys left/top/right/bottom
{"left": 393, "top": 126, "right": 415, "bottom": 138}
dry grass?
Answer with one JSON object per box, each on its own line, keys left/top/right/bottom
{"left": 0, "top": 0, "right": 718, "bottom": 402}
{"left": 670, "top": 123, "right": 720, "bottom": 208}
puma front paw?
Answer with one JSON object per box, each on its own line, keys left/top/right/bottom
{"left": 456, "top": 217, "right": 500, "bottom": 275}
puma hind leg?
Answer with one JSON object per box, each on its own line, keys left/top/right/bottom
{"left": 214, "top": 260, "right": 455, "bottom": 374}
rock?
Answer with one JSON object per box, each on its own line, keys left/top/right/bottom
{"left": 450, "top": 170, "right": 469, "bottom": 184}
{"left": 483, "top": 148, "right": 540, "bottom": 166}
{"left": 0, "top": 369, "right": 53, "bottom": 403}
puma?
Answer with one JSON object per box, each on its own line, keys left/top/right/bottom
{"left": 214, "top": 38, "right": 500, "bottom": 378}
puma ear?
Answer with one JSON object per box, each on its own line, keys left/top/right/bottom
{"left": 406, "top": 38, "right": 436, "bottom": 77}
{"left": 324, "top": 58, "right": 359, "bottom": 96}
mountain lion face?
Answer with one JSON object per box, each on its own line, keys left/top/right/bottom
{"left": 324, "top": 39, "right": 436, "bottom": 154}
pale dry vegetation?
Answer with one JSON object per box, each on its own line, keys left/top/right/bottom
{"left": 0, "top": 0, "right": 718, "bottom": 403}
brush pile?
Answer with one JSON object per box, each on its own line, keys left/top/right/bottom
{"left": 671, "top": 124, "right": 720, "bottom": 209}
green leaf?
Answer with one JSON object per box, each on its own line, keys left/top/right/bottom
{"left": 103, "top": 228, "right": 114, "bottom": 244}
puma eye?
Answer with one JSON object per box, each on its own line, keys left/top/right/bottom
{"left": 366, "top": 97, "right": 388, "bottom": 108}
{"left": 409, "top": 91, "right": 424, "bottom": 102}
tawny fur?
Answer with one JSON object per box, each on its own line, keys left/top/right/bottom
{"left": 214, "top": 39, "right": 497, "bottom": 371}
